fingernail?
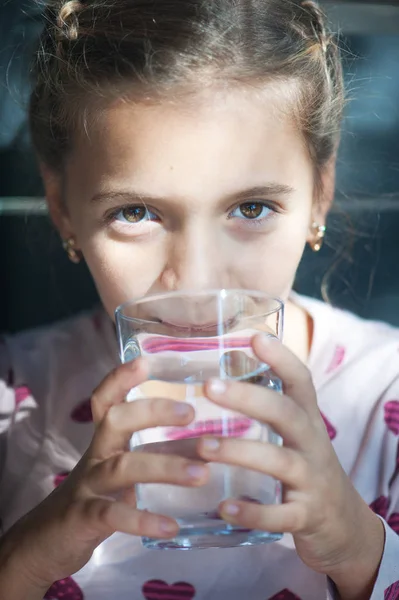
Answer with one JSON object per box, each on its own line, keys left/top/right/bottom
{"left": 174, "top": 402, "right": 191, "bottom": 416}
{"left": 208, "top": 378, "right": 227, "bottom": 395}
{"left": 202, "top": 438, "right": 220, "bottom": 452}
{"left": 223, "top": 502, "right": 240, "bottom": 516}
{"left": 159, "top": 518, "right": 177, "bottom": 533}
{"left": 186, "top": 464, "right": 207, "bottom": 479}
{"left": 257, "top": 333, "right": 278, "bottom": 348}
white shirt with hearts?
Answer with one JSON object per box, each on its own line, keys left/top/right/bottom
{"left": 1, "top": 295, "right": 399, "bottom": 600}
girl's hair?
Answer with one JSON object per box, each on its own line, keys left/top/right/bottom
{"left": 30, "top": 0, "right": 344, "bottom": 187}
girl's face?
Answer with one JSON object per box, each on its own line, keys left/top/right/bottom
{"left": 46, "top": 87, "right": 333, "bottom": 318}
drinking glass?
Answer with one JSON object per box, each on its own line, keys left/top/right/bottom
{"left": 115, "top": 289, "right": 284, "bottom": 549}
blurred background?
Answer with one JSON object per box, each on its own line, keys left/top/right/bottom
{"left": 1, "top": 0, "right": 399, "bottom": 333}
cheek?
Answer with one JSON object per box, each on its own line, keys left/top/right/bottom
{"left": 71, "top": 199, "right": 310, "bottom": 314}
{"left": 235, "top": 216, "right": 309, "bottom": 300}
{"left": 80, "top": 237, "right": 163, "bottom": 317}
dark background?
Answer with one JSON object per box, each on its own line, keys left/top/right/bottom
{"left": 1, "top": 1, "right": 399, "bottom": 333}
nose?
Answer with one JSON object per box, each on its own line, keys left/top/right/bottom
{"left": 161, "top": 223, "right": 229, "bottom": 293}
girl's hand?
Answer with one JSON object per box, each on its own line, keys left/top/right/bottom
{"left": 0, "top": 359, "right": 207, "bottom": 594}
{"left": 199, "top": 334, "right": 385, "bottom": 600}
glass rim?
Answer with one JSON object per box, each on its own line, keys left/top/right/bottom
{"left": 115, "top": 288, "right": 284, "bottom": 323}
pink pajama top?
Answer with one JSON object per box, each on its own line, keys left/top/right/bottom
{"left": 1, "top": 295, "right": 399, "bottom": 600}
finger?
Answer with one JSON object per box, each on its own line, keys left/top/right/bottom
{"left": 204, "top": 378, "right": 309, "bottom": 447}
{"left": 134, "top": 437, "right": 203, "bottom": 461}
{"left": 218, "top": 498, "right": 307, "bottom": 534}
{"left": 86, "top": 451, "right": 209, "bottom": 494}
{"left": 119, "top": 486, "right": 137, "bottom": 506}
{"left": 90, "top": 397, "right": 195, "bottom": 458}
{"left": 252, "top": 335, "right": 318, "bottom": 413}
{"left": 91, "top": 358, "right": 149, "bottom": 425}
{"left": 81, "top": 498, "right": 179, "bottom": 539}
{"left": 198, "top": 437, "right": 307, "bottom": 488}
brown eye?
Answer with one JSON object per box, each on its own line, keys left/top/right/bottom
{"left": 239, "top": 202, "right": 263, "bottom": 219}
{"left": 121, "top": 206, "right": 147, "bottom": 223}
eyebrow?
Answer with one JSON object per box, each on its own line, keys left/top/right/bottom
{"left": 89, "top": 183, "right": 295, "bottom": 206}
{"left": 235, "top": 184, "right": 295, "bottom": 200}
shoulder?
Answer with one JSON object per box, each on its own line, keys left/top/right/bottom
{"left": 0, "top": 311, "right": 117, "bottom": 528}
{"left": 294, "top": 294, "right": 399, "bottom": 388}
{"left": 5, "top": 308, "right": 111, "bottom": 357}
{"left": 0, "top": 308, "right": 117, "bottom": 408}
{"left": 299, "top": 294, "right": 399, "bottom": 343}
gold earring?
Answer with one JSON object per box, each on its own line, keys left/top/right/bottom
{"left": 62, "top": 237, "right": 81, "bottom": 264}
{"left": 309, "top": 222, "right": 326, "bottom": 252}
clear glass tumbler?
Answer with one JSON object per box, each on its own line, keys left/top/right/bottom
{"left": 115, "top": 289, "right": 284, "bottom": 549}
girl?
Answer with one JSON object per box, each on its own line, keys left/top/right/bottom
{"left": 0, "top": 1, "right": 398, "bottom": 599}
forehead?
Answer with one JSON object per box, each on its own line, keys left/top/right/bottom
{"left": 66, "top": 85, "right": 313, "bottom": 201}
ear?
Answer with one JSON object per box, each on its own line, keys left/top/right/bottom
{"left": 307, "top": 156, "right": 336, "bottom": 241}
{"left": 40, "top": 163, "right": 75, "bottom": 243}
